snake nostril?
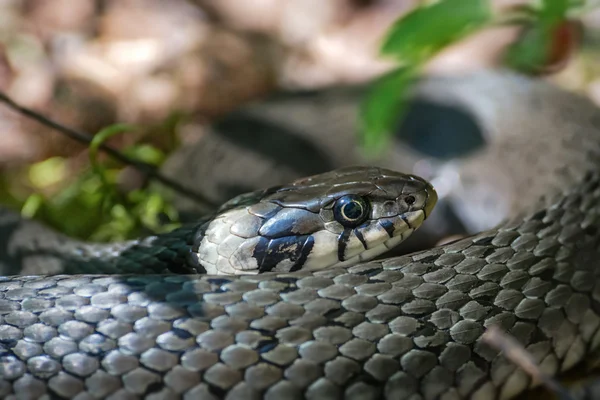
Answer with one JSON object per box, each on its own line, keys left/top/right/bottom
{"left": 405, "top": 195, "right": 416, "bottom": 205}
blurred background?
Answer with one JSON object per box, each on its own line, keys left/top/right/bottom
{"left": 0, "top": 0, "right": 598, "bottom": 243}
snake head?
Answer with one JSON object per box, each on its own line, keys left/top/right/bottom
{"left": 190, "top": 166, "right": 437, "bottom": 275}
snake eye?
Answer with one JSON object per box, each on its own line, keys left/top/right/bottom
{"left": 333, "top": 195, "right": 369, "bottom": 227}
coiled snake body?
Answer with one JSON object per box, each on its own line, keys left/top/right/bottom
{"left": 2, "top": 72, "right": 600, "bottom": 399}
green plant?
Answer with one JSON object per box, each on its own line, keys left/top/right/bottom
{"left": 18, "top": 122, "right": 181, "bottom": 242}
{"left": 360, "top": 0, "right": 588, "bottom": 153}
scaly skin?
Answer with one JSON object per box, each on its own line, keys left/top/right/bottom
{"left": 1, "top": 169, "right": 600, "bottom": 399}
{"left": 3, "top": 72, "right": 600, "bottom": 398}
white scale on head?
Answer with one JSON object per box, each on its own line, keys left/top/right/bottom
{"left": 195, "top": 209, "right": 263, "bottom": 275}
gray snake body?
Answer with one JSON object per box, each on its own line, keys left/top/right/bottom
{"left": 3, "top": 72, "right": 600, "bottom": 399}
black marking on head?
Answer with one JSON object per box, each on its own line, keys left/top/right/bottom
{"left": 337, "top": 229, "right": 352, "bottom": 262}
{"left": 257, "top": 235, "right": 311, "bottom": 273}
{"left": 253, "top": 236, "right": 270, "bottom": 271}
{"left": 379, "top": 219, "right": 395, "bottom": 238}
{"left": 258, "top": 208, "right": 323, "bottom": 238}
{"left": 290, "top": 235, "right": 315, "bottom": 272}
{"left": 354, "top": 228, "right": 368, "bottom": 250}
{"left": 400, "top": 214, "right": 413, "bottom": 229}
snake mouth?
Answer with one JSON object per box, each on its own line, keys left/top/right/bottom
{"left": 327, "top": 209, "right": 424, "bottom": 269}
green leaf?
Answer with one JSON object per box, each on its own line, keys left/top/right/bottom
{"left": 28, "top": 157, "right": 67, "bottom": 189}
{"left": 505, "top": 22, "right": 553, "bottom": 72}
{"left": 89, "top": 123, "right": 137, "bottom": 169}
{"left": 21, "top": 193, "right": 44, "bottom": 218}
{"left": 359, "top": 67, "right": 416, "bottom": 154}
{"left": 381, "top": 0, "right": 492, "bottom": 63}
{"left": 504, "top": 0, "right": 573, "bottom": 73}
{"left": 89, "top": 124, "right": 137, "bottom": 214}
{"left": 34, "top": 171, "right": 107, "bottom": 238}
{"left": 123, "top": 144, "right": 165, "bottom": 166}
{"left": 540, "top": 0, "right": 570, "bottom": 20}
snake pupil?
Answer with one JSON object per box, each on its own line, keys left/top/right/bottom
{"left": 334, "top": 195, "right": 369, "bottom": 227}
{"left": 343, "top": 202, "right": 362, "bottom": 220}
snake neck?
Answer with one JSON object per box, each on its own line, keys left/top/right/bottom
{"left": 9, "top": 220, "right": 205, "bottom": 276}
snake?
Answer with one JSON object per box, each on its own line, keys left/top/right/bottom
{"left": 2, "top": 71, "right": 600, "bottom": 400}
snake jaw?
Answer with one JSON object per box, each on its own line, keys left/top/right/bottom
{"left": 327, "top": 209, "right": 427, "bottom": 268}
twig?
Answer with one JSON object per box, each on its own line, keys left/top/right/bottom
{"left": 0, "top": 91, "right": 218, "bottom": 210}
{"left": 482, "top": 326, "right": 573, "bottom": 400}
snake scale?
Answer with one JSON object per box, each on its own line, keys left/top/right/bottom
{"left": 3, "top": 71, "right": 600, "bottom": 399}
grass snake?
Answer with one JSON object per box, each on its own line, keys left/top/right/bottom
{"left": 2, "top": 73, "right": 600, "bottom": 399}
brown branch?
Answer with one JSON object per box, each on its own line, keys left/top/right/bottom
{"left": 482, "top": 326, "right": 573, "bottom": 400}
{"left": 0, "top": 91, "right": 218, "bottom": 210}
